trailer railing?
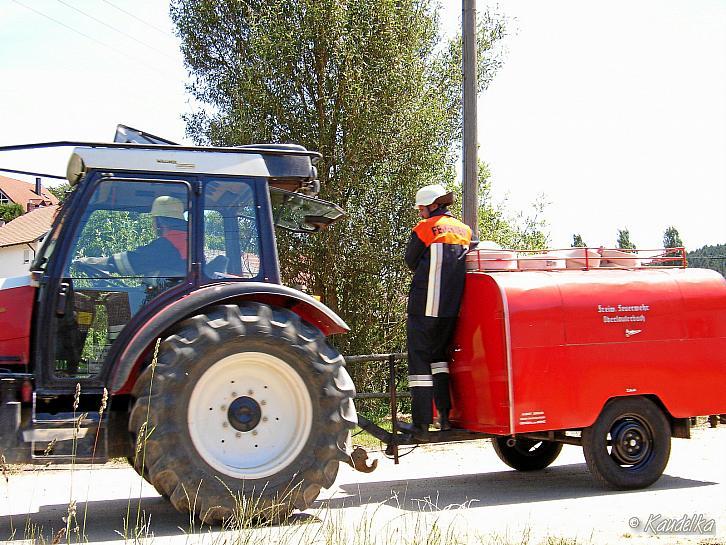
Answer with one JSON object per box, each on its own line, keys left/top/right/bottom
{"left": 465, "top": 246, "right": 687, "bottom": 273}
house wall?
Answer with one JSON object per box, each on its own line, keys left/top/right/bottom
{"left": 0, "top": 243, "right": 37, "bottom": 278}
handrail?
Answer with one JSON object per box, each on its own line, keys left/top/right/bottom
{"left": 344, "top": 352, "right": 408, "bottom": 463}
{"left": 466, "top": 246, "right": 687, "bottom": 272}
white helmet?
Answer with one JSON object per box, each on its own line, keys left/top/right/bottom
{"left": 414, "top": 184, "right": 453, "bottom": 208}
{"left": 151, "top": 196, "right": 185, "bottom": 220}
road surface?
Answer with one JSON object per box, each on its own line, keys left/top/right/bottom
{"left": 0, "top": 426, "right": 724, "bottom": 544}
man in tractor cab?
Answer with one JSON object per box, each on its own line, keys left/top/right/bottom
{"left": 74, "top": 195, "right": 188, "bottom": 281}
{"left": 399, "top": 184, "right": 472, "bottom": 436}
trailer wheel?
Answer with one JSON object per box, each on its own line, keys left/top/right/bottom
{"left": 582, "top": 397, "right": 670, "bottom": 489}
{"left": 128, "top": 303, "right": 357, "bottom": 523}
{"left": 492, "top": 437, "right": 563, "bottom": 471}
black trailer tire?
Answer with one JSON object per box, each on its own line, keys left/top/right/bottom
{"left": 128, "top": 303, "right": 357, "bottom": 523}
{"left": 582, "top": 396, "right": 670, "bottom": 490}
{"left": 492, "top": 436, "right": 563, "bottom": 471}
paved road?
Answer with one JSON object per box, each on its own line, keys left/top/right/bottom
{"left": 1, "top": 426, "right": 724, "bottom": 544}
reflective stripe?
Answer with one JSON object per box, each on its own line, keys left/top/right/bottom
{"left": 113, "top": 252, "right": 134, "bottom": 276}
{"left": 426, "top": 243, "right": 442, "bottom": 317}
{"left": 431, "top": 361, "right": 449, "bottom": 374}
{"left": 408, "top": 374, "right": 433, "bottom": 388}
{"left": 108, "top": 324, "right": 125, "bottom": 340}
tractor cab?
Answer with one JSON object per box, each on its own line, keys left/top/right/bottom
{"left": 29, "top": 143, "right": 344, "bottom": 390}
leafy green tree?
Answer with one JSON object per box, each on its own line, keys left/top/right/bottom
{"left": 617, "top": 228, "right": 636, "bottom": 250}
{"left": 0, "top": 203, "right": 23, "bottom": 223}
{"left": 74, "top": 211, "right": 154, "bottom": 260}
{"left": 662, "top": 226, "right": 683, "bottom": 249}
{"left": 688, "top": 244, "right": 725, "bottom": 276}
{"left": 48, "top": 183, "right": 73, "bottom": 204}
{"left": 662, "top": 225, "right": 685, "bottom": 266}
{"left": 571, "top": 234, "right": 586, "bottom": 248}
{"left": 172, "top": 0, "right": 509, "bottom": 358}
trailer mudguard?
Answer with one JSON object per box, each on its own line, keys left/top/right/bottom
{"left": 109, "top": 282, "right": 348, "bottom": 393}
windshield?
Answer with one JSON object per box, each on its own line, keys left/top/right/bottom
{"left": 269, "top": 188, "right": 345, "bottom": 233}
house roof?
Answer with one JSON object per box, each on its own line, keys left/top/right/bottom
{"left": 0, "top": 175, "right": 59, "bottom": 207}
{"left": 0, "top": 205, "right": 58, "bottom": 248}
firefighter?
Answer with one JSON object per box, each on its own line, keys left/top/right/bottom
{"left": 399, "top": 184, "right": 472, "bottom": 436}
{"left": 73, "top": 195, "right": 187, "bottom": 279}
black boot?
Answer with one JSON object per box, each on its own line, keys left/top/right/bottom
{"left": 437, "top": 412, "right": 451, "bottom": 431}
{"left": 396, "top": 421, "right": 429, "bottom": 436}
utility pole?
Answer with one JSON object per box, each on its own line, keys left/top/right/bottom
{"left": 462, "top": 0, "right": 479, "bottom": 240}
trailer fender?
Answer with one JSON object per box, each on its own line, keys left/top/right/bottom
{"left": 588, "top": 394, "right": 689, "bottom": 439}
{"left": 109, "top": 282, "right": 349, "bottom": 394}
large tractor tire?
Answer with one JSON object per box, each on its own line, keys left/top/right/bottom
{"left": 582, "top": 396, "right": 670, "bottom": 490}
{"left": 128, "top": 303, "right": 357, "bottom": 523}
{"left": 492, "top": 436, "right": 563, "bottom": 471}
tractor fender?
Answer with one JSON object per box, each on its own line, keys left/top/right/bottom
{"left": 109, "top": 282, "right": 349, "bottom": 394}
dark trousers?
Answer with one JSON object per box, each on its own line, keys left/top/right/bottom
{"left": 406, "top": 315, "right": 457, "bottom": 426}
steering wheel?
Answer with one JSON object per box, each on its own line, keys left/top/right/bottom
{"left": 73, "top": 260, "right": 125, "bottom": 289}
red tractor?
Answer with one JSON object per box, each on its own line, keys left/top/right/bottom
{"left": 0, "top": 128, "right": 724, "bottom": 522}
{"left": 0, "top": 128, "right": 357, "bottom": 522}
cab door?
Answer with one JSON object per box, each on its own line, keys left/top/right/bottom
{"left": 34, "top": 175, "right": 193, "bottom": 391}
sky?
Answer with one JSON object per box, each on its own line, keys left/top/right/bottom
{"left": 1, "top": 0, "right": 724, "bottom": 250}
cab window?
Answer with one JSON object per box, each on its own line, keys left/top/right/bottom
{"left": 53, "top": 179, "right": 189, "bottom": 378}
{"left": 203, "top": 179, "right": 261, "bottom": 280}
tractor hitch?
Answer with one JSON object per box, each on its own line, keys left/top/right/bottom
{"left": 346, "top": 445, "right": 378, "bottom": 473}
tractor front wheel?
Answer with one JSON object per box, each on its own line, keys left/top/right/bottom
{"left": 128, "top": 303, "right": 357, "bottom": 523}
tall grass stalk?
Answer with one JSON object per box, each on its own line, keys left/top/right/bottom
{"left": 79, "top": 386, "right": 108, "bottom": 538}
{"left": 126, "top": 338, "right": 161, "bottom": 536}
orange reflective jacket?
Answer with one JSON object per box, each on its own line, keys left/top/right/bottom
{"left": 405, "top": 210, "right": 472, "bottom": 317}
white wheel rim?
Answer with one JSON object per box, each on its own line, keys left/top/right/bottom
{"left": 187, "top": 352, "right": 313, "bottom": 480}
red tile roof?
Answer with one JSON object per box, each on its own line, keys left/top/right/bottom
{"left": 0, "top": 175, "right": 59, "bottom": 209}
{"left": 0, "top": 205, "right": 59, "bottom": 248}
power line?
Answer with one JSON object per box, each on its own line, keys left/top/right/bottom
{"left": 11, "top": 0, "right": 178, "bottom": 80}
{"left": 100, "top": 0, "right": 171, "bottom": 37}
{"left": 55, "top": 0, "right": 177, "bottom": 61}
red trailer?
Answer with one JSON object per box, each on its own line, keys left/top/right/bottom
{"left": 358, "top": 248, "right": 726, "bottom": 490}
{"left": 451, "top": 266, "right": 726, "bottom": 436}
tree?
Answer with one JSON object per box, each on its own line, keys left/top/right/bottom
{"left": 662, "top": 226, "right": 683, "bottom": 249}
{"left": 171, "top": 0, "right": 508, "bottom": 359}
{"left": 688, "top": 244, "right": 726, "bottom": 277}
{"left": 662, "top": 225, "right": 685, "bottom": 266}
{"left": 571, "top": 234, "right": 586, "bottom": 248}
{"left": 0, "top": 203, "right": 23, "bottom": 223}
{"left": 617, "top": 229, "right": 636, "bottom": 250}
{"left": 48, "top": 183, "right": 73, "bottom": 204}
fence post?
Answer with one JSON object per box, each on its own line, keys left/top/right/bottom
{"left": 388, "top": 353, "right": 399, "bottom": 464}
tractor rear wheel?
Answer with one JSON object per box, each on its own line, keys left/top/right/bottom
{"left": 492, "top": 436, "right": 563, "bottom": 471}
{"left": 582, "top": 396, "right": 670, "bottom": 489}
{"left": 128, "top": 303, "right": 357, "bottom": 523}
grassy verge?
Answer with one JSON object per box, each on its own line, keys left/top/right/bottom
{"left": 349, "top": 420, "right": 393, "bottom": 451}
